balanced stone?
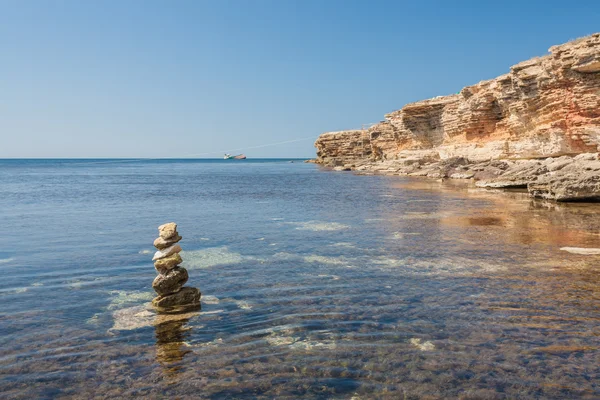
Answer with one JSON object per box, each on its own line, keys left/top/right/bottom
{"left": 154, "top": 234, "right": 182, "bottom": 250}
{"left": 152, "top": 267, "right": 189, "bottom": 296}
{"left": 152, "top": 287, "right": 201, "bottom": 308}
{"left": 151, "top": 222, "right": 201, "bottom": 311}
{"left": 152, "top": 244, "right": 182, "bottom": 261}
{"left": 158, "top": 222, "right": 178, "bottom": 240}
{"left": 154, "top": 253, "right": 182, "bottom": 271}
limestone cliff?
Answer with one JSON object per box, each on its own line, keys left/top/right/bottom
{"left": 315, "top": 33, "right": 600, "bottom": 165}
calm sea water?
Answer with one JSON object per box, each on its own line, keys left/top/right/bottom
{"left": 1, "top": 159, "right": 599, "bottom": 399}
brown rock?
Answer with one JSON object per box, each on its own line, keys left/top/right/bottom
{"left": 158, "top": 222, "right": 178, "bottom": 240}
{"left": 152, "top": 267, "right": 189, "bottom": 296}
{"left": 528, "top": 170, "right": 600, "bottom": 201}
{"left": 152, "top": 287, "right": 201, "bottom": 309}
{"left": 315, "top": 130, "right": 370, "bottom": 166}
{"left": 154, "top": 253, "right": 182, "bottom": 271}
{"left": 470, "top": 153, "right": 600, "bottom": 201}
{"left": 153, "top": 234, "right": 182, "bottom": 250}
{"left": 475, "top": 160, "right": 546, "bottom": 188}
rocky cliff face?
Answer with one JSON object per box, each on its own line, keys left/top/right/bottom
{"left": 315, "top": 130, "right": 370, "bottom": 165}
{"left": 315, "top": 33, "right": 600, "bottom": 165}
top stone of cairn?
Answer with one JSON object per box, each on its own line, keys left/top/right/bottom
{"left": 154, "top": 222, "right": 182, "bottom": 249}
{"left": 158, "top": 222, "right": 178, "bottom": 239}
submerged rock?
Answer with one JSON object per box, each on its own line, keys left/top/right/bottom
{"left": 409, "top": 338, "right": 436, "bottom": 351}
{"left": 110, "top": 304, "right": 201, "bottom": 331}
{"left": 560, "top": 247, "right": 600, "bottom": 255}
{"left": 152, "top": 267, "right": 189, "bottom": 296}
{"left": 152, "top": 287, "right": 201, "bottom": 308}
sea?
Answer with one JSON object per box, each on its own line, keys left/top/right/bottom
{"left": 0, "top": 158, "right": 599, "bottom": 399}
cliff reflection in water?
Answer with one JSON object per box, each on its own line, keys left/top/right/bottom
{"left": 392, "top": 178, "right": 600, "bottom": 249}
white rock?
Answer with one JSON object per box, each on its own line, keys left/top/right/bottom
{"left": 560, "top": 247, "right": 600, "bottom": 255}
{"left": 202, "top": 295, "right": 220, "bottom": 304}
{"left": 152, "top": 244, "right": 182, "bottom": 260}
{"left": 409, "top": 338, "right": 435, "bottom": 351}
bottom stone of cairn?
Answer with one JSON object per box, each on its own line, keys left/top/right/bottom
{"left": 152, "top": 287, "right": 201, "bottom": 308}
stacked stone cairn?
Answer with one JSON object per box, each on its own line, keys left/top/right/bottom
{"left": 151, "top": 222, "right": 201, "bottom": 309}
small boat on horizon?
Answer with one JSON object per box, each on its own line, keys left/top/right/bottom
{"left": 224, "top": 153, "right": 247, "bottom": 160}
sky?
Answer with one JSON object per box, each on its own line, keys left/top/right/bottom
{"left": 0, "top": 0, "right": 598, "bottom": 158}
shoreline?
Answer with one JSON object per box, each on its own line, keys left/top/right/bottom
{"left": 317, "top": 152, "right": 600, "bottom": 202}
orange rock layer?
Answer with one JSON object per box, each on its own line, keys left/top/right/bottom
{"left": 315, "top": 33, "right": 600, "bottom": 165}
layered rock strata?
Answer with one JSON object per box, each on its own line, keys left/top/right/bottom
{"left": 151, "top": 222, "right": 201, "bottom": 309}
{"left": 314, "top": 34, "right": 600, "bottom": 201}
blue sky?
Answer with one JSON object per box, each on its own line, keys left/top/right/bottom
{"left": 1, "top": 0, "right": 598, "bottom": 158}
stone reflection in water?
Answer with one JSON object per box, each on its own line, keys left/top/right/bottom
{"left": 154, "top": 307, "right": 199, "bottom": 380}
{"left": 155, "top": 319, "right": 190, "bottom": 365}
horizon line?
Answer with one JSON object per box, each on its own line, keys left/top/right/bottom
{"left": 0, "top": 156, "right": 315, "bottom": 160}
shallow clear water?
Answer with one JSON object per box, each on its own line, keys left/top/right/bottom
{"left": 1, "top": 159, "right": 599, "bottom": 399}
